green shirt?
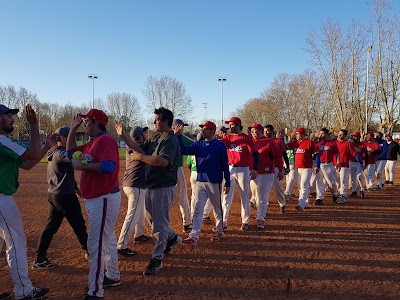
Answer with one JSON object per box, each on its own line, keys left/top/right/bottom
{"left": 177, "top": 135, "right": 195, "bottom": 167}
{"left": 186, "top": 155, "right": 197, "bottom": 172}
{"left": 0, "top": 135, "right": 26, "bottom": 195}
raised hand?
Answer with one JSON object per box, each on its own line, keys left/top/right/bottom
{"left": 115, "top": 121, "right": 124, "bottom": 136}
{"left": 45, "top": 133, "right": 58, "bottom": 148}
{"left": 71, "top": 115, "right": 83, "bottom": 130}
{"left": 25, "top": 104, "right": 38, "bottom": 127}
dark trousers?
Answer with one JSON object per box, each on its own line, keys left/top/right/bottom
{"left": 35, "top": 193, "right": 88, "bottom": 259}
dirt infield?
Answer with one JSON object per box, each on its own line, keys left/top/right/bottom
{"left": 1, "top": 164, "right": 400, "bottom": 300}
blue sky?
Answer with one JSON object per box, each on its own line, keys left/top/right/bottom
{"left": 1, "top": 0, "right": 397, "bottom": 123}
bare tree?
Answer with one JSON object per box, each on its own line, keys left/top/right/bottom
{"left": 142, "top": 75, "right": 193, "bottom": 120}
{"left": 106, "top": 92, "right": 142, "bottom": 128}
{"left": 370, "top": 0, "right": 400, "bottom": 133}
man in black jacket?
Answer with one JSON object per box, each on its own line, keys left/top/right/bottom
{"left": 384, "top": 134, "right": 400, "bottom": 185}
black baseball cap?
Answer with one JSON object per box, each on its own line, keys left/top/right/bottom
{"left": 0, "top": 104, "right": 19, "bottom": 115}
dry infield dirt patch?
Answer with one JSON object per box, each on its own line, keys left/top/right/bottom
{"left": 1, "top": 164, "right": 400, "bottom": 300}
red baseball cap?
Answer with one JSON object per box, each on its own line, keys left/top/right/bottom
{"left": 199, "top": 120, "right": 216, "bottom": 131}
{"left": 296, "top": 127, "right": 307, "bottom": 135}
{"left": 225, "top": 116, "right": 242, "bottom": 126}
{"left": 78, "top": 109, "right": 108, "bottom": 127}
{"left": 249, "top": 123, "right": 263, "bottom": 131}
{"left": 352, "top": 132, "right": 361, "bottom": 138}
{"left": 385, "top": 133, "right": 392, "bottom": 137}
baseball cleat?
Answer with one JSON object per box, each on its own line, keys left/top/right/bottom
{"left": 19, "top": 287, "right": 49, "bottom": 300}
{"left": 143, "top": 258, "right": 163, "bottom": 276}
{"left": 181, "top": 237, "right": 198, "bottom": 245}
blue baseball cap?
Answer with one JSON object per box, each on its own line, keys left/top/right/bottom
{"left": 130, "top": 126, "right": 148, "bottom": 140}
{"left": 0, "top": 104, "right": 19, "bottom": 115}
{"left": 56, "top": 126, "right": 70, "bottom": 137}
{"left": 174, "top": 119, "right": 188, "bottom": 126}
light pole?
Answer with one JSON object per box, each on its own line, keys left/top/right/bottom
{"left": 365, "top": 46, "right": 372, "bottom": 135}
{"left": 88, "top": 74, "right": 98, "bottom": 109}
{"left": 203, "top": 102, "right": 208, "bottom": 121}
{"left": 218, "top": 77, "right": 227, "bottom": 126}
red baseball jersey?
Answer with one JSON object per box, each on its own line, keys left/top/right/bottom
{"left": 350, "top": 141, "right": 367, "bottom": 162}
{"left": 221, "top": 133, "right": 256, "bottom": 167}
{"left": 316, "top": 140, "right": 338, "bottom": 163}
{"left": 288, "top": 139, "right": 317, "bottom": 168}
{"left": 334, "top": 140, "right": 355, "bottom": 168}
{"left": 364, "top": 141, "right": 381, "bottom": 164}
{"left": 251, "top": 138, "right": 283, "bottom": 174}
{"left": 74, "top": 132, "right": 120, "bottom": 199}
{"left": 272, "top": 137, "right": 287, "bottom": 153}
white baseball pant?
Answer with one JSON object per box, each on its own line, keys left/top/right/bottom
{"left": 319, "top": 163, "right": 339, "bottom": 197}
{"left": 364, "top": 164, "right": 376, "bottom": 189}
{"left": 384, "top": 160, "right": 397, "bottom": 182}
{"left": 85, "top": 192, "right": 121, "bottom": 298}
{"left": 118, "top": 187, "right": 147, "bottom": 250}
{"left": 297, "top": 168, "right": 312, "bottom": 208}
{"left": 189, "top": 182, "right": 223, "bottom": 240}
{"left": 284, "top": 163, "right": 298, "bottom": 196}
{"left": 176, "top": 167, "right": 192, "bottom": 226}
{"left": 222, "top": 166, "right": 251, "bottom": 226}
{"left": 375, "top": 160, "right": 387, "bottom": 186}
{"left": 349, "top": 161, "right": 364, "bottom": 192}
{"left": 337, "top": 167, "right": 349, "bottom": 197}
{"left": 272, "top": 167, "right": 286, "bottom": 207}
{"left": 0, "top": 194, "right": 35, "bottom": 299}
{"left": 253, "top": 173, "right": 274, "bottom": 220}
{"left": 309, "top": 171, "right": 317, "bottom": 194}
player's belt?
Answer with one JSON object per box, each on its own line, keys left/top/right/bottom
{"left": 320, "top": 161, "right": 331, "bottom": 164}
{"left": 229, "top": 164, "right": 243, "bottom": 167}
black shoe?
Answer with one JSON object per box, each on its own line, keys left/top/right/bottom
{"left": 163, "top": 235, "right": 182, "bottom": 255}
{"left": 0, "top": 292, "right": 11, "bottom": 300}
{"left": 385, "top": 180, "right": 390, "bottom": 184}
{"left": 118, "top": 248, "right": 137, "bottom": 257}
{"left": 183, "top": 224, "right": 193, "bottom": 233}
{"left": 349, "top": 191, "right": 357, "bottom": 197}
{"left": 314, "top": 199, "right": 323, "bottom": 206}
{"left": 19, "top": 287, "right": 49, "bottom": 300}
{"left": 134, "top": 235, "right": 151, "bottom": 243}
{"left": 340, "top": 195, "right": 346, "bottom": 204}
{"left": 360, "top": 191, "right": 365, "bottom": 198}
{"left": 32, "top": 257, "right": 54, "bottom": 269}
{"left": 202, "top": 216, "right": 212, "bottom": 224}
{"left": 389, "top": 181, "right": 394, "bottom": 185}
{"left": 280, "top": 206, "right": 286, "bottom": 214}
{"left": 332, "top": 194, "right": 338, "bottom": 203}
{"left": 82, "top": 294, "right": 101, "bottom": 300}
{"left": 143, "top": 258, "right": 163, "bottom": 276}
{"left": 103, "top": 275, "right": 121, "bottom": 287}
{"left": 310, "top": 192, "right": 317, "bottom": 197}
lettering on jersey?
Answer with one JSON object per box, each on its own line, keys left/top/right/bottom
{"left": 229, "top": 144, "right": 243, "bottom": 153}
{"left": 367, "top": 146, "right": 373, "bottom": 152}
{"left": 295, "top": 148, "right": 305, "bottom": 153}
{"left": 319, "top": 145, "right": 331, "bottom": 151}
{"left": 84, "top": 153, "right": 94, "bottom": 164}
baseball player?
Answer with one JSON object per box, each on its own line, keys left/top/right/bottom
{"left": 67, "top": 109, "right": 121, "bottom": 300}
{"left": 335, "top": 129, "right": 356, "bottom": 203}
{"left": 175, "top": 121, "right": 230, "bottom": 244}
{"left": 363, "top": 132, "right": 382, "bottom": 191}
{"left": 287, "top": 127, "right": 320, "bottom": 211}
{"left": 349, "top": 132, "right": 367, "bottom": 198}
{"left": 374, "top": 132, "right": 388, "bottom": 190}
{"left": 315, "top": 128, "right": 340, "bottom": 204}
{"left": 263, "top": 124, "right": 289, "bottom": 213}
{"left": 220, "top": 116, "right": 258, "bottom": 231}
{"left": 250, "top": 124, "right": 283, "bottom": 229}
{"left": 284, "top": 133, "right": 298, "bottom": 200}
{"left": 172, "top": 119, "right": 193, "bottom": 233}
{"left": 384, "top": 134, "right": 400, "bottom": 185}
{"left": 116, "top": 107, "right": 181, "bottom": 276}
{"left": 32, "top": 126, "right": 88, "bottom": 269}
{"left": 0, "top": 104, "right": 50, "bottom": 300}
{"left": 117, "top": 126, "right": 151, "bottom": 258}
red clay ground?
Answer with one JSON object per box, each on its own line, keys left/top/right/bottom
{"left": 1, "top": 164, "right": 400, "bottom": 300}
